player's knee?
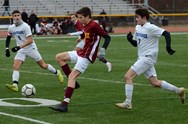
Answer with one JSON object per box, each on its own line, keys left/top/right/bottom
{"left": 124, "top": 74, "right": 132, "bottom": 83}
{"left": 55, "top": 52, "right": 68, "bottom": 63}
{"left": 55, "top": 53, "right": 64, "bottom": 62}
{"left": 55, "top": 53, "right": 60, "bottom": 61}
{"left": 13, "top": 64, "right": 19, "bottom": 70}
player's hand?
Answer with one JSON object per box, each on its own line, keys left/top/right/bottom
{"left": 166, "top": 47, "right": 175, "bottom": 55}
{"left": 98, "top": 48, "right": 105, "bottom": 61}
{"left": 11, "top": 46, "right": 21, "bottom": 52}
{"left": 5, "top": 48, "right": 10, "bottom": 57}
{"left": 127, "top": 32, "right": 133, "bottom": 42}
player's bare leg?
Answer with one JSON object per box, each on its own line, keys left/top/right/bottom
{"left": 55, "top": 52, "right": 80, "bottom": 89}
{"left": 149, "top": 77, "right": 185, "bottom": 104}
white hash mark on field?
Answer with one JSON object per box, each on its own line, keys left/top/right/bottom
{"left": 0, "top": 112, "right": 51, "bottom": 124}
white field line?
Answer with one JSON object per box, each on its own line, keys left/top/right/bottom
{"left": 0, "top": 63, "right": 187, "bottom": 88}
{"left": 0, "top": 112, "right": 51, "bottom": 124}
{"left": 0, "top": 68, "right": 150, "bottom": 87}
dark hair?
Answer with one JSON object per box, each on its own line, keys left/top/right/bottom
{"left": 12, "top": 10, "right": 20, "bottom": 15}
{"left": 76, "top": 7, "right": 91, "bottom": 18}
{"left": 135, "top": 8, "right": 149, "bottom": 20}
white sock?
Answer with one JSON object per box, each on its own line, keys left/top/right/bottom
{"left": 12, "top": 70, "right": 19, "bottom": 82}
{"left": 161, "top": 81, "right": 179, "bottom": 93}
{"left": 47, "top": 64, "right": 57, "bottom": 74}
{"left": 106, "top": 62, "right": 110, "bottom": 65}
{"left": 125, "top": 84, "right": 133, "bottom": 103}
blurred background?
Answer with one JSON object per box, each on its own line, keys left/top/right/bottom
{"left": 0, "top": 0, "right": 188, "bottom": 35}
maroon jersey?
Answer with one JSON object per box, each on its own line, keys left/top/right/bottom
{"left": 77, "top": 20, "right": 107, "bottom": 63}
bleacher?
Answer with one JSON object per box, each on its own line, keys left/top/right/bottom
{"left": 0, "top": 0, "right": 136, "bottom": 16}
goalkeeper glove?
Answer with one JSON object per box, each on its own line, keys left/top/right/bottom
{"left": 11, "top": 46, "right": 20, "bottom": 52}
{"left": 166, "top": 47, "right": 175, "bottom": 55}
{"left": 5, "top": 48, "right": 10, "bottom": 57}
{"left": 98, "top": 48, "right": 105, "bottom": 61}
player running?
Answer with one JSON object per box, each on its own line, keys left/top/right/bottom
{"left": 5, "top": 10, "right": 64, "bottom": 92}
{"left": 68, "top": 14, "right": 112, "bottom": 72}
{"left": 116, "top": 8, "right": 185, "bottom": 110}
{"left": 49, "top": 7, "right": 111, "bottom": 112}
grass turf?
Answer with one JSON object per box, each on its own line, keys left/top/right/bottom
{"left": 0, "top": 34, "right": 188, "bottom": 124}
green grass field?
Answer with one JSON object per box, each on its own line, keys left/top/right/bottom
{"left": 0, "top": 33, "right": 188, "bottom": 124}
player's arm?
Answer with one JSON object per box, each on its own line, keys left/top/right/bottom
{"left": 102, "top": 33, "right": 111, "bottom": 49}
{"left": 98, "top": 33, "right": 111, "bottom": 61}
{"left": 162, "top": 31, "right": 175, "bottom": 55}
{"left": 20, "top": 35, "right": 33, "bottom": 48}
{"left": 127, "top": 32, "right": 137, "bottom": 47}
{"left": 5, "top": 35, "right": 12, "bottom": 57}
{"left": 67, "top": 31, "right": 83, "bottom": 36}
{"left": 11, "top": 35, "right": 33, "bottom": 52}
{"left": 5, "top": 35, "right": 11, "bottom": 49}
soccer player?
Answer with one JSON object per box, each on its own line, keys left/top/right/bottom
{"left": 49, "top": 7, "right": 111, "bottom": 112}
{"left": 68, "top": 14, "right": 112, "bottom": 72}
{"left": 115, "top": 8, "right": 185, "bottom": 110}
{"left": 5, "top": 10, "right": 64, "bottom": 92}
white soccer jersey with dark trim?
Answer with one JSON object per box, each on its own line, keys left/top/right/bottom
{"left": 133, "top": 22, "right": 164, "bottom": 63}
{"left": 8, "top": 22, "right": 37, "bottom": 51}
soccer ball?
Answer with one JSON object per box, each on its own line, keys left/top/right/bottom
{"left": 21, "top": 84, "right": 36, "bottom": 97}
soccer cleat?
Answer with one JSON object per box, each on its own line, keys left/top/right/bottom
{"left": 115, "top": 101, "right": 132, "bottom": 110}
{"left": 178, "top": 87, "right": 185, "bottom": 104}
{"left": 49, "top": 104, "right": 68, "bottom": 112}
{"left": 5, "top": 83, "right": 18, "bottom": 92}
{"left": 106, "top": 62, "right": 112, "bottom": 72}
{"left": 57, "top": 70, "right": 64, "bottom": 84}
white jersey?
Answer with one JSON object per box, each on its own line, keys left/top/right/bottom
{"left": 133, "top": 22, "right": 164, "bottom": 63}
{"left": 8, "top": 22, "right": 37, "bottom": 51}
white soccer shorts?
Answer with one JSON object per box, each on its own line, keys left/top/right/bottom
{"left": 14, "top": 48, "right": 42, "bottom": 62}
{"left": 131, "top": 57, "right": 157, "bottom": 79}
{"left": 68, "top": 51, "right": 90, "bottom": 73}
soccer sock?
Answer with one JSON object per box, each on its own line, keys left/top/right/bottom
{"left": 62, "top": 87, "right": 74, "bottom": 106}
{"left": 12, "top": 70, "right": 19, "bottom": 85}
{"left": 47, "top": 64, "right": 57, "bottom": 74}
{"left": 102, "top": 58, "right": 107, "bottom": 64}
{"left": 61, "top": 64, "right": 71, "bottom": 77}
{"left": 161, "top": 81, "right": 179, "bottom": 93}
{"left": 125, "top": 84, "right": 133, "bottom": 103}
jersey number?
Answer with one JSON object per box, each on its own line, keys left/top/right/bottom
{"left": 17, "top": 36, "right": 22, "bottom": 40}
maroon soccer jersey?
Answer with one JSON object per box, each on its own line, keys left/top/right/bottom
{"left": 77, "top": 20, "right": 107, "bottom": 63}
